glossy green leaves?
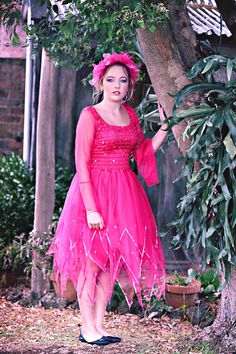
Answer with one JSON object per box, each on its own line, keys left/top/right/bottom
{"left": 168, "top": 55, "right": 236, "bottom": 279}
{"left": 26, "top": 1, "right": 168, "bottom": 70}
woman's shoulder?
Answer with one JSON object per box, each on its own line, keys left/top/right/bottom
{"left": 123, "top": 103, "right": 139, "bottom": 121}
{"left": 79, "top": 105, "right": 96, "bottom": 117}
{"left": 77, "top": 106, "right": 96, "bottom": 126}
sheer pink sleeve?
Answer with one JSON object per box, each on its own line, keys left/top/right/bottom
{"left": 133, "top": 113, "right": 159, "bottom": 187}
{"left": 75, "top": 108, "right": 97, "bottom": 211}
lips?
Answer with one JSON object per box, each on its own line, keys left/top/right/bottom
{"left": 113, "top": 91, "right": 120, "bottom": 95}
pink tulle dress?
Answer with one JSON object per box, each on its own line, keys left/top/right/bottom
{"left": 47, "top": 103, "right": 165, "bottom": 306}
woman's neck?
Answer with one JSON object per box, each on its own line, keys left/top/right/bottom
{"left": 99, "top": 98, "right": 123, "bottom": 113}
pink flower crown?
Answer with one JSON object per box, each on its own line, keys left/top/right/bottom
{"left": 90, "top": 52, "right": 140, "bottom": 88}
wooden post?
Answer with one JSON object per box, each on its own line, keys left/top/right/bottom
{"left": 31, "top": 48, "right": 58, "bottom": 300}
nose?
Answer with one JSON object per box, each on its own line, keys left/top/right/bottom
{"left": 115, "top": 80, "right": 120, "bottom": 88}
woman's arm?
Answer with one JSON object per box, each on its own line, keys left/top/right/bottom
{"left": 75, "top": 108, "right": 104, "bottom": 229}
{"left": 131, "top": 102, "right": 168, "bottom": 186}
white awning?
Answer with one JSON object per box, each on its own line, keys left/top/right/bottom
{"left": 187, "top": 0, "right": 232, "bottom": 37}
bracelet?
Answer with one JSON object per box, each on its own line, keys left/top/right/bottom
{"left": 86, "top": 210, "right": 98, "bottom": 215}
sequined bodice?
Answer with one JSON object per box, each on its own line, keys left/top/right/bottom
{"left": 89, "top": 106, "right": 138, "bottom": 170}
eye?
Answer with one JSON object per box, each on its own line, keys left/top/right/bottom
{"left": 120, "top": 78, "right": 128, "bottom": 83}
{"left": 106, "top": 78, "right": 114, "bottom": 82}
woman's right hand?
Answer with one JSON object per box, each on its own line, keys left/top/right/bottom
{"left": 86, "top": 211, "right": 105, "bottom": 230}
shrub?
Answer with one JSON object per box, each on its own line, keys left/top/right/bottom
{"left": 0, "top": 153, "right": 35, "bottom": 246}
{"left": 0, "top": 153, "right": 73, "bottom": 246}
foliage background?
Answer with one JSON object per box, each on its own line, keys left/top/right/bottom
{"left": 0, "top": 154, "right": 73, "bottom": 247}
{"left": 167, "top": 55, "right": 236, "bottom": 278}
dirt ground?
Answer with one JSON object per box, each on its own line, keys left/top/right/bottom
{"left": 0, "top": 290, "right": 209, "bottom": 354}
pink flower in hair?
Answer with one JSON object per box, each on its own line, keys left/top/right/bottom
{"left": 90, "top": 52, "right": 140, "bottom": 88}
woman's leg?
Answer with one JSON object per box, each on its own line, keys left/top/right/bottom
{"left": 94, "top": 270, "right": 113, "bottom": 336}
{"left": 77, "top": 258, "right": 102, "bottom": 342}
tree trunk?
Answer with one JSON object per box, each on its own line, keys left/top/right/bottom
{"left": 198, "top": 265, "right": 236, "bottom": 352}
{"left": 31, "top": 49, "right": 58, "bottom": 300}
{"left": 168, "top": 1, "right": 198, "bottom": 72}
{"left": 136, "top": 1, "right": 199, "bottom": 155}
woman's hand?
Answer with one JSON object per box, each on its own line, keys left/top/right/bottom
{"left": 152, "top": 102, "right": 169, "bottom": 152}
{"left": 86, "top": 211, "right": 105, "bottom": 230}
{"left": 158, "top": 102, "right": 168, "bottom": 126}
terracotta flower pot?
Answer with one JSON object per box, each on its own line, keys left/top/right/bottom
{"left": 165, "top": 277, "right": 201, "bottom": 309}
{"left": 50, "top": 273, "right": 77, "bottom": 301}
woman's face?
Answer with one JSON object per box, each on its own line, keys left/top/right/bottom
{"left": 101, "top": 64, "right": 129, "bottom": 102}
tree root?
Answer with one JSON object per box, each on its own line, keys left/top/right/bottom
{"left": 195, "top": 321, "right": 236, "bottom": 353}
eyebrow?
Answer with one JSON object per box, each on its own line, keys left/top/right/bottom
{"left": 106, "top": 76, "right": 128, "bottom": 79}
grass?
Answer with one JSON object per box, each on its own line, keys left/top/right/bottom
{"left": 176, "top": 339, "right": 217, "bottom": 354}
{"left": 0, "top": 331, "right": 12, "bottom": 338}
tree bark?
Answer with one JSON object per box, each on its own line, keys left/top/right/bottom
{"left": 215, "top": 0, "right": 236, "bottom": 39}
{"left": 199, "top": 265, "right": 236, "bottom": 352}
{"left": 168, "top": 1, "right": 199, "bottom": 72}
{"left": 31, "top": 48, "right": 58, "bottom": 300}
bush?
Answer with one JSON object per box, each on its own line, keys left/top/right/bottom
{"left": 0, "top": 153, "right": 35, "bottom": 246}
{"left": 0, "top": 153, "right": 73, "bottom": 246}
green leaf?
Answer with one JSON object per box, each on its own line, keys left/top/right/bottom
{"left": 12, "top": 31, "right": 20, "bottom": 46}
{"left": 223, "top": 132, "right": 236, "bottom": 160}
{"left": 211, "top": 194, "right": 224, "bottom": 206}
{"left": 149, "top": 23, "right": 155, "bottom": 32}
{"left": 209, "top": 245, "right": 221, "bottom": 272}
{"left": 232, "top": 195, "right": 236, "bottom": 228}
{"left": 224, "top": 261, "right": 231, "bottom": 283}
{"left": 219, "top": 248, "right": 228, "bottom": 259}
{"left": 226, "top": 80, "right": 236, "bottom": 88}
{"left": 202, "top": 284, "right": 215, "bottom": 293}
{"left": 201, "top": 59, "right": 214, "bottom": 74}
{"left": 221, "top": 176, "right": 231, "bottom": 201}
{"left": 205, "top": 226, "right": 216, "bottom": 239}
{"left": 224, "top": 108, "right": 236, "bottom": 145}
{"left": 224, "top": 200, "right": 235, "bottom": 250}
{"left": 187, "top": 58, "right": 206, "bottom": 79}
{"left": 137, "top": 20, "right": 145, "bottom": 29}
{"left": 175, "top": 105, "right": 215, "bottom": 120}
{"left": 226, "top": 59, "right": 233, "bottom": 81}
{"left": 230, "top": 256, "right": 236, "bottom": 266}
{"left": 172, "top": 83, "right": 225, "bottom": 112}
{"left": 201, "top": 226, "right": 206, "bottom": 248}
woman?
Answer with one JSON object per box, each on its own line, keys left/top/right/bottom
{"left": 47, "top": 52, "right": 168, "bottom": 346}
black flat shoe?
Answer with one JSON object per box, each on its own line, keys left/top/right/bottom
{"left": 105, "top": 335, "right": 121, "bottom": 343}
{"left": 79, "top": 333, "right": 86, "bottom": 343}
{"left": 79, "top": 332, "right": 113, "bottom": 346}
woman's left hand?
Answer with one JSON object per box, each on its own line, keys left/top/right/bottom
{"left": 86, "top": 211, "right": 105, "bottom": 230}
{"left": 158, "top": 101, "right": 166, "bottom": 123}
{"left": 152, "top": 102, "right": 169, "bottom": 152}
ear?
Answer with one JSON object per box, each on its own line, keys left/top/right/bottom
{"left": 98, "top": 78, "right": 103, "bottom": 93}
